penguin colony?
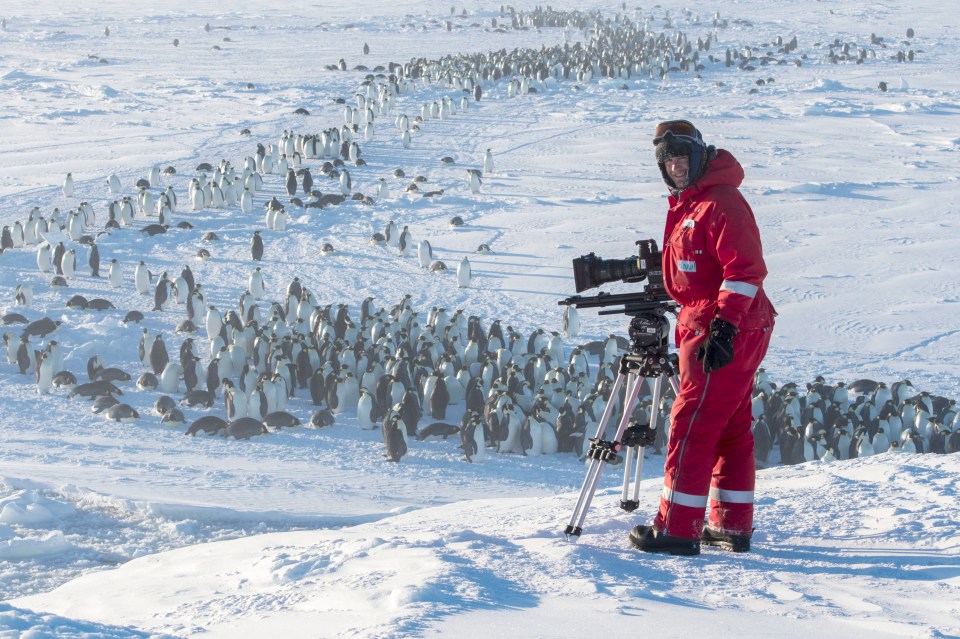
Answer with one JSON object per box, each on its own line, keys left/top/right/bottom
{"left": 0, "top": 7, "right": 934, "bottom": 464}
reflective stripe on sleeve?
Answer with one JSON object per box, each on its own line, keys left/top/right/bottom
{"left": 709, "top": 487, "right": 754, "bottom": 504}
{"left": 662, "top": 485, "right": 709, "bottom": 508}
{"left": 720, "top": 279, "right": 758, "bottom": 298}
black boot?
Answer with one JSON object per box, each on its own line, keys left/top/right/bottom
{"left": 629, "top": 525, "right": 700, "bottom": 556}
{"left": 701, "top": 526, "right": 751, "bottom": 552}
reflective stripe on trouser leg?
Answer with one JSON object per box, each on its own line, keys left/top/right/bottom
{"left": 654, "top": 325, "right": 768, "bottom": 539}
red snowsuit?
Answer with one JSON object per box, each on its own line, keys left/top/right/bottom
{"left": 654, "top": 148, "right": 775, "bottom": 539}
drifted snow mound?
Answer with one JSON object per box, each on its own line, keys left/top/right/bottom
{"left": 13, "top": 453, "right": 960, "bottom": 639}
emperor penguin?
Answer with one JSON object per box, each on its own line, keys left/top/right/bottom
{"left": 456, "top": 256, "right": 471, "bottom": 288}
{"left": 397, "top": 226, "right": 412, "bottom": 256}
{"left": 15, "top": 284, "right": 32, "bottom": 307}
{"left": 472, "top": 416, "right": 487, "bottom": 461}
{"left": 562, "top": 304, "right": 580, "bottom": 337}
{"left": 159, "top": 362, "right": 183, "bottom": 394}
{"left": 498, "top": 404, "right": 522, "bottom": 453}
{"left": 36, "top": 242, "right": 53, "bottom": 273}
{"left": 522, "top": 415, "right": 544, "bottom": 457}
{"left": 134, "top": 261, "right": 151, "bottom": 295}
{"left": 107, "top": 174, "right": 121, "bottom": 194}
{"left": 88, "top": 243, "right": 100, "bottom": 277}
{"left": 483, "top": 149, "right": 494, "bottom": 174}
{"left": 467, "top": 168, "right": 482, "bottom": 194}
{"left": 377, "top": 178, "right": 389, "bottom": 200}
{"left": 36, "top": 351, "right": 54, "bottom": 394}
{"left": 149, "top": 334, "right": 169, "bottom": 375}
{"left": 249, "top": 267, "right": 266, "bottom": 299}
{"left": 62, "top": 173, "right": 74, "bottom": 197}
{"left": 339, "top": 169, "right": 352, "bottom": 195}
{"left": 250, "top": 231, "right": 264, "bottom": 261}
{"left": 357, "top": 387, "right": 378, "bottom": 429}
{"left": 205, "top": 306, "right": 223, "bottom": 340}
{"left": 417, "top": 240, "right": 433, "bottom": 269}
{"left": 285, "top": 168, "right": 297, "bottom": 196}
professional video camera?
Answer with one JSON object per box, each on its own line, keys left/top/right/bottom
{"left": 571, "top": 238, "right": 666, "bottom": 295}
{"left": 559, "top": 238, "right": 681, "bottom": 541}
{"left": 559, "top": 239, "right": 676, "bottom": 353}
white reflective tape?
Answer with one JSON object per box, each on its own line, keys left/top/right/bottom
{"left": 709, "top": 487, "right": 754, "bottom": 504}
{"left": 678, "top": 260, "right": 696, "bottom": 272}
{"left": 662, "top": 485, "right": 708, "bottom": 508}
{"left": 721, "top": 279, "right": 758, "bottom": 298}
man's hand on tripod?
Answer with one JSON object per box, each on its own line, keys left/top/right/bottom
{"left": 697, "top": 317, "right": 738, "bottom": 372}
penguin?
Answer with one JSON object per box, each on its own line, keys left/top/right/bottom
{"left": 15, "top": 284, "right": 32, "bottom": 307}
{"left": 399, "top": 388, "right": 422, "bottom": 436}
{"left": 158, "top": 362, "right": 183, "bottom": 394}
{"left": 522, "top": 416, "right": 544, "bottom": 457}
{"left": 467, "top": 168, "right": 482, "bottom": 194}
{"left": 149, "top": 334, "right": 169, "bottom": 375}
{"left": 152, "top": 273, "right": 171, "bottom": 311}
{"left": 417, "top": 240, "right": 433, "bottom": 269}
{"left": 36, "top": 351, "right": 54, "bottom": 394}
{"left": 285, "top": 168, "right": 297, "bottom": 196}
{"left": 562, "top": 304, "right": 580, "bottom": 337}
{"left": 249, "top": 267, "right": 266, "bottom": 299}
{"left": 134, "top": 261, "right": 150, "bottom": 295}
{"left": 205, "top": 305, "right": 223, "bottom": 340}
{"left": 83, "top": 243, "right": 100, "bottom": 278}
{"left": 357, "top": 387, "right": 379, "bottom": 429}
{"left": 36, "top": 242, "right": 53, "bottom": 273}
{"left": 397, "top": 226, "right": 412, "bottom": 256}
{"left": 482, "top": 149, "right": 494, "bottom": 174}
{"left": 62, "top": 172, "right": 74, "bottom": 197}
{"left": 498, "top": 404, "right": 522, "bottom": 453}
{"left": 382, "top": 414, "right": 408, "bottom": 462}
{"left": 105, "top": 404, "right": 139, "bottom": 424}
{"left": 456, "top": 256, "right": 471, "bottom": 288}
{"left": 301, "top": 167, "right": 313, "bottom": 194}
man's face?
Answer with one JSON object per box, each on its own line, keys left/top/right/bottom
{"left": 665, "top": 156, "right": 689, "bottom": 189}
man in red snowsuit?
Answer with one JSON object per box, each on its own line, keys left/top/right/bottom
{"left": 630, "top": 120, "right": 775, "bottom": 555}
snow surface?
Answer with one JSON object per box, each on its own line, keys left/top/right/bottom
{"left": 1, "top": 0, "right": 959, "bottom": 637}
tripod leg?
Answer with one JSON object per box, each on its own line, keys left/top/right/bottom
{"left": 564, "top": 371, "right": 628, "bottom": 539}
{"left": 565, "top": 367, "right": 646, "bottom": 540}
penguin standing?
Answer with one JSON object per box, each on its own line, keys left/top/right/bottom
{"left": 382, "top": 414, "right": 408, "bottom": 462}
{"left": 482, "top": 149, "right": 494, "bottom": 174}
{"left": 397, "top": 226, "right": 412, "bottom": 256}
{"left": 467, "top": 169, "right": 482, "bottom": 194}
{"left": 456, "top": 256, "right": 472, "bottom": 288}
{"left": 417, "top": 240, "right": 433, "bottom": 269}
{"left": 62, "top": 173, "right": 74, "bottom": 197}
{"left": 153, "top": 273, "right": 170, "bottom": 311}
{"left": 251, "top": 231, "right": 264, "bottom": 261}
{"left": 149, "top": 334, "right": 169, "bottom": 375}
{"left": 285, "top": 168, "right": 297, "bottom": 197}
{"left": 88, "top": 243, "right": 100, "bottom": 277}
{"left": 134, "top": 261, "right": 150, "bottom": 295}
{"left": 36, "top": 351, "right": 54, "bottom": 394}
{"left": 562, "top": 304, "right": 580, "bottom": 337}
{"left": 249, "top": 267, "right": 266, "bottom": 299}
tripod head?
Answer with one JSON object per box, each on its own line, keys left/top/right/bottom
{"left": 559, "top": 239, "right": 678, "bottom": 372}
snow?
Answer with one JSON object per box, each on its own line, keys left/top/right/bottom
{"left": 1, "top": 0, "right": 959, "bottom": 637}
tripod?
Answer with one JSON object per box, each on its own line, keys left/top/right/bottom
{"left": 563, "top": 313, "right": 680, "bottom": 541}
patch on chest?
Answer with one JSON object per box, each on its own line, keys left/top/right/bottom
{"left": 682, "top": 219, "right": 696, "bottom": 229}
{"left": 678, "top": 259, "right": 696, "bottom": 272}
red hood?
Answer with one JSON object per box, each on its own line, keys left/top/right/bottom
{"left": 672, "top": 148, "right": 744, "bottom": 203}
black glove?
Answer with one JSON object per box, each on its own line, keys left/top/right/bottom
{"left": 696, "top": 318, "right": 738, "bottom": 373}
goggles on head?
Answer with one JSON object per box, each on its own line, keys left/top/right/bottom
{"left": 652, "top": 119, "right": 700, "bottom": 146}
